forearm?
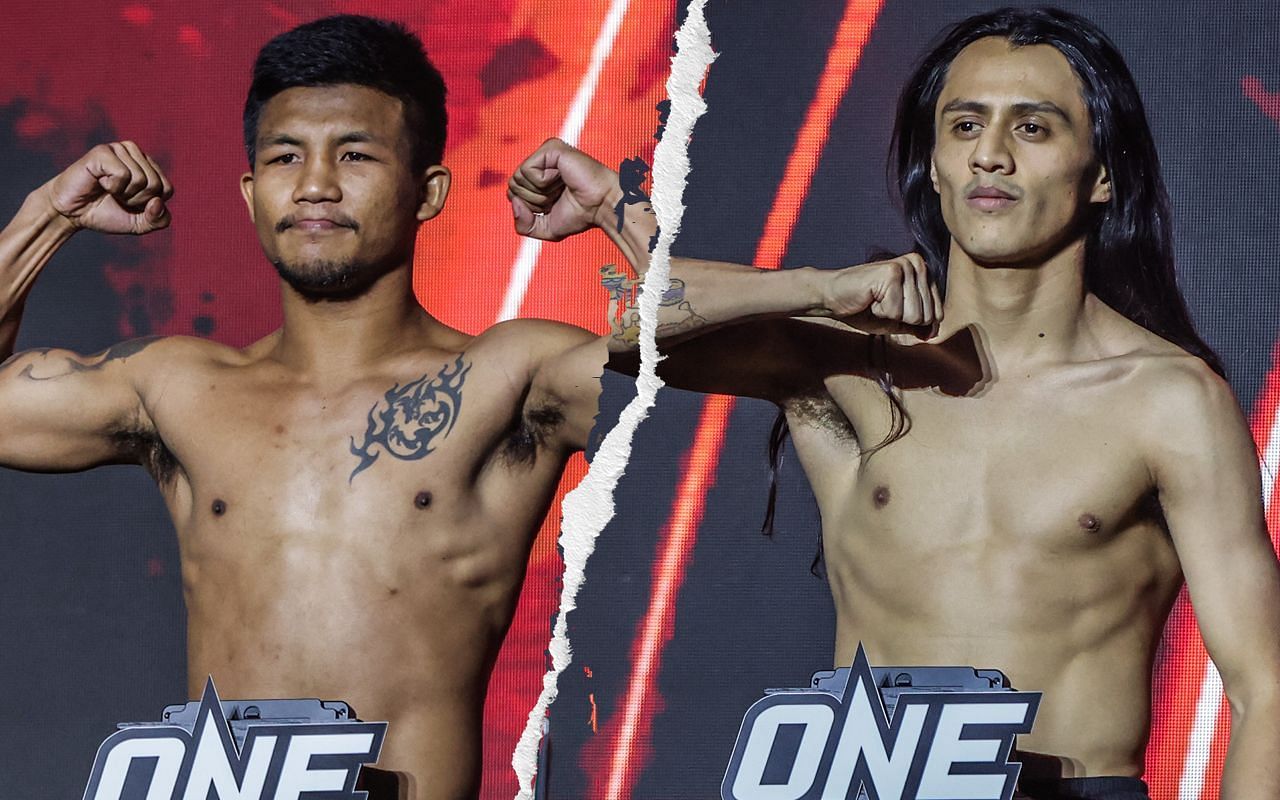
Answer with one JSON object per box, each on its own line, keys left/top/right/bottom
{"left": 596, "top": 186, "right": 833, "bottom": 351}
{"left": 0, "top": 186, "right": 77, "bottom": 359}
{"left": 1220, "top": 689, "right": 1280, "bottom": 799}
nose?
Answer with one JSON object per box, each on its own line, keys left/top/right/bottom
{"left": 292, "top": 155, "right": 342, "bottom": 204}
{"left": 969, "top": 128, "right": 1013, "bottom": 175}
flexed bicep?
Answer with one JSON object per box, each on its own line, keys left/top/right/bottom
{"left": 0, "top": 338, "right": 160, "bottom": 472}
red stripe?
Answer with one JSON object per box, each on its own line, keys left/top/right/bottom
{"left": 757, "top": 1, "right": 886, "bottom": 268}
{"left": 595, "top": 3, "right": 887, "bottom": 796}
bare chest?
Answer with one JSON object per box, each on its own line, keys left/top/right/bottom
{"left": 819, "top": 374, "right": 1160, "bottom": 552}
{"left": 146, "top": 359, "right": 544, "bottom": 569}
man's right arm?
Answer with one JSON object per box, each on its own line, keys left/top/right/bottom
{"left": 0, "top": 142, "right": 172, "bottom": 472}
{"left": 508, "top": 138, "right": 939, "bottom": 401}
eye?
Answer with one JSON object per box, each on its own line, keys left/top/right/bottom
{"left": 267, "top": 152, "right": 299, "bottom": 165}
{"left": 341, "top": 151, "right": 374, "bottom": 162}
{"left": 1018, "top": 122, "right": 1048, "bottom": 139}
{"left": 952, "top": 120, "right": 982, "bottom": 136}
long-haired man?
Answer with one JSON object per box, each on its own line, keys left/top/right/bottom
{"left": 512, "top": 8, "right": 1280, "bottom": 798}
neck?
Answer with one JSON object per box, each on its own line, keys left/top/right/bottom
{"left": 273, "top": 264, "right": 429, "bottom": 376}
{"left": 938, "top": 237, "right": 1091, "bottom": 369}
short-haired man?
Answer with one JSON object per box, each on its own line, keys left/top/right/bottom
{"left": 509, "top": 8, "right": 1280, "bottom": 798}
{"left": 1, "top": 15, "right": 606, "bottom": 799}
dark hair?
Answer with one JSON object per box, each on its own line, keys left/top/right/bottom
{"left": 243, "top": 15, "right": 448, "bottom": 172}
{"left": 893, "top": 6, "right": 1223, "bottom": 376}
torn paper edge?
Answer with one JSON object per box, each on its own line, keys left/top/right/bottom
{"left": 511, "top": 1, "right": 718, "bottom": 797}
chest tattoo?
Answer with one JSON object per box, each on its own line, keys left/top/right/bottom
{"left": 348, "top": 355, "right": 471, "bottom": 482}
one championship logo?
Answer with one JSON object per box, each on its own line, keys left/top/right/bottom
{"left": 722, "top": 646, "right": 1039, "bottom": 800}
{"left": 82, "top": 680, "right": 385, "bottom": 800}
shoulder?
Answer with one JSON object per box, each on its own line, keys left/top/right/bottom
{"left": 476, "top": 318, "right": 597, "bottom": 348}
{"left": 1123, "top": 350, "right": 1250, "bottom": 487}
{"left": 120, "top": 335, "right": 261, "bottom": 385}
{"left": 1133, "top": 352, "right": 1240, "bottom": 430}
{"left": 1083, "top": 300, "right": 1231, "bottom": 419}
{"left": 469, "top": 319, "right": 598, "bottom": 369}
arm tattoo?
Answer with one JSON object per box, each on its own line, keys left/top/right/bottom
{"left": 615, "top": 156, "right": 660, "bottom": 253}
{"left": 8, "top": 336, "right": 163, "bottom": 381}
{"left": 348, "top": 355, "right": 472, "bottom": 482}
{"left": 0, "top": 351, "right": 29, "bottom": 378}
{"left": 602, "top": 264, "right": 709, "bottom": 347}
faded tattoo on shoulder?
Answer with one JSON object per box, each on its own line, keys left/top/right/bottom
{"left": 2, "top": 337, "right": 163, "bottom": 381}
{"left": 348, "top": 355, "right": 472, "bottom": 482}
{"left": 601, "top": 264, "right": 709, "bottom": 347}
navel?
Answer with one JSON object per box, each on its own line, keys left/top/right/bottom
{"left": 414, "top": 491, "right": 433, "bottom": 510}
{"left": 1078, "top": 512, "right": 1102, "bottom": 533}
{"left": 872, "top": 486, "right": 891, "bottom": 509}
{"left": 211, "top": 499, "right": 227, "bottom": 517}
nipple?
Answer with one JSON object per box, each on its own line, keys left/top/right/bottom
{"left": 872, "top": 486, "right": 891, "bottom": 509}
{"left": 414, "top": 491, "right": 433, "bottom": 510}
{"left": 1078, "top": 513, "right": 1102, "bottom": 533}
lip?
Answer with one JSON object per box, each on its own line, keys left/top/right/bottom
{"left": 293, "top": 219, "right": 347, "bottom": 232}
{"left": 965, "top": 185, "right": 1018, "bottom": 211}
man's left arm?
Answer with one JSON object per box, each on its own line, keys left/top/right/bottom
{"left": 1149, "top": 361, "right": 1280, "bottom": 800}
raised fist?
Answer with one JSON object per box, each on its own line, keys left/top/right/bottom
{"left": 825, "top": 253, "right": 942, "bottom": 336}
{"left": 507, "top": 138, "right": 619, "bottom": 241}
{"left": 45, "top": 141, "right": 173, "bottom": 235}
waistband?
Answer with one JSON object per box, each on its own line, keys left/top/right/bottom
{"left": 1018, "top": 776, "right": 1151, "bottom": 800}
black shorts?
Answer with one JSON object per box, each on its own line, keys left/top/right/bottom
{"left": 1019, "top": 776, "right": 1151, "bottom": 800}
{"left": 356, "top": 766, "right": 404, "bottom": 800}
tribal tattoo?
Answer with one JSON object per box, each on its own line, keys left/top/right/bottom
{"left": 3, "top": 337, "right": 163, "bottom": 381}
{"left": 348, "top": 355, "right": 472, "bottom": 482}
{"left": 601, "top": 264, "right": 709, "bottom": 347}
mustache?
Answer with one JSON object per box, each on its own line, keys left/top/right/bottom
{"left": 963, "top": 179, "right": 1021, "bottom": 199}
{"left": 275, "top": 213, "right": 360, "bottom": 233}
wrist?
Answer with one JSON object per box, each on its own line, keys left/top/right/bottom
{"left": 28, "top": 184, "right": 81, "bottom": 238}
{"left": 797, "top": 266, "right": 835, "bottom": 316}
{"left": 592, "top": 181, "right": 627, "bottom": 231}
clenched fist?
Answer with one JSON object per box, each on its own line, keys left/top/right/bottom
{"left": 44, "top": 141, "right": 173, "bottom": 235}
{"left": 507, "top": 137, "right": 620, "bottom": 241}
{"left": 824, "top": 253, "right": 942, "bottom": 336}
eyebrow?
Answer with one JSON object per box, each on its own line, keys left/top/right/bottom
{"left": 258, "top": 131, "right": 384, "bottom": 148}
{"left": 940, "top": 99, "right": 1074, "bottom": 126}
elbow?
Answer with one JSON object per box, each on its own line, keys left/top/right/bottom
{"left": 1223, "top": 668, "right": 1280, "bottom": 723}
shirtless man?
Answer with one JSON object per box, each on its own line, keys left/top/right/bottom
{"left": 508, "top": 8, "right": 1280, "bottom": 799}
{"left": 0, "top": 16, "right": 609, "bottom": 799}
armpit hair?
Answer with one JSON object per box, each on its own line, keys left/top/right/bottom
{"left": 785, "top": 392, "right": 857, "bottom": 441}
{"left": 108, "top": 422, "right": 181, "bottom": 485}
{"left": 501, "top": 402, "right": 565, "bottom": 466}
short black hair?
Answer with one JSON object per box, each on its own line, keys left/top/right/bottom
{"left": 243, "top": 15, "right": 447, "bottom": 172}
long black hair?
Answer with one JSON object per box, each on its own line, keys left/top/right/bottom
{"left": 894, "top": 6, "right": 1223, "bottom": 375}
{"left": 764, "top": 7, "right": 1224, "bottom": 564}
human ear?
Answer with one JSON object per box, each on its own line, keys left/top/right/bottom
{"left": 239, "top": 172, "right": 256, "bottom": 223}
{"left": 416, "top": 165, "right": 451, "bottom": 222}
{"left": 929, "top": 157, "right": 940, "bottom": 194}
{"left": 1089, "top": 162, "right": 1111, "bottom": 204}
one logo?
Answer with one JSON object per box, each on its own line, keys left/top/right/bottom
{"left": 82, "top": 679, "right": 386, "bottom": 800}
{"left": 722, "top": 646, "right": 1039, "bottom": 800}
